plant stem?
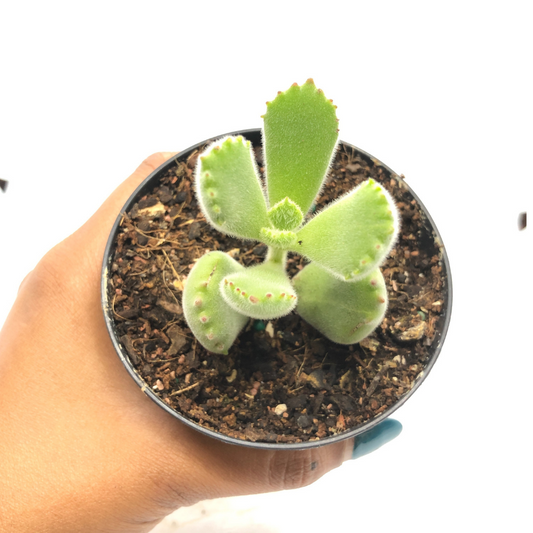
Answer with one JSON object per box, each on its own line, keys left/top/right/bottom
{"left": 265, "top": 246, "right": 287, "bottom": 267}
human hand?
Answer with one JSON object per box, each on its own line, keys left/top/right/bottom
{"left": 0, "top": 153, "right": 402, "bottom": 533}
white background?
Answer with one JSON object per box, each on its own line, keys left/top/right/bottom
{"left": 0, "top": 1, "right": 531, "bottom": 532}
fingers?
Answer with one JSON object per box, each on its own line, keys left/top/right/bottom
{"left": 232, "top": 419, "right": 401, "bottom": 494}
{"left": 351, "top": 419, "right": 403, "bottom": 460}
{"left": 210, "top": 419, "right": 402, "bottom": 496}
{"left": 166, "top": 437, "right": 354, "bottom": 503}
{"left": 261, "top": 441, "right": 352, "bottom": 492}
{"left": 163, "top": 419, "right": 402, "bottom": 504}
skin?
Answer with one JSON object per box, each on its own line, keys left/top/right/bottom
{"left": 0, "top": 153, "right": 354, "bottom": 533}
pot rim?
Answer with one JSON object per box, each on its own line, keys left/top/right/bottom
{"left": 101, "top": 128, "right": 453, "bottom": 450}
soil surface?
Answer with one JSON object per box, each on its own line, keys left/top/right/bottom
{"left": 106, "top": 142, "right": 448, "bottom": 444}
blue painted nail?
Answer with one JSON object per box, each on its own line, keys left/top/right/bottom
{"left": 351, "top": 419, "right": 402, "bottom": 460}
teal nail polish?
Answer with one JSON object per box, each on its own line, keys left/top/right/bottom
{"left": 351, "top": 419, "right": 402, "bottom": 460}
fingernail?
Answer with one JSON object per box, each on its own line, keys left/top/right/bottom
{"left": 351, "top": 419, "right": 402, "bottom": 460}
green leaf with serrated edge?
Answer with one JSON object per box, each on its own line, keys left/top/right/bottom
{"left": 196, "top": 136, "right": 270, "bottom": 241}
{"left": 293, "top": 263, "right": 388, "bottom": 344}
{"left": 292, "top": 179, "right": 399, "bottom": 281}
{"left": 267, "top": 197, "right": 304, "bottom": 230}
{"left": 183, "top": 252, "right": 248, "bottom": 354}
{"left": 221, "top": 260, "right": 297, "bottom": 320}
{"left": 263, "top": 79, "right": 339, "bottom": 215}
{"left": 259, "top": 227, "right": 297, "bottom": 249}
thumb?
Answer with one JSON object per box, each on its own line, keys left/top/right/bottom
{"left": 81, "top": 152, "right": 179, "bottom": 247}
{"left": 52, "top": 152, "right": 179, "bottom": 278}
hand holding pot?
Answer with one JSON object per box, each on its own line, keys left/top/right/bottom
{"left": 0, "top": 153, "right": 401, "bottom": 533}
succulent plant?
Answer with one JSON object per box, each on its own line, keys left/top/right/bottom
{"left": 183, "top": 79, "right": 400, "bottom": 354}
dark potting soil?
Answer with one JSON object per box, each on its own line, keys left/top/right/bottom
{"left": 107, "top": 143, "right": 448, "bottom": 444}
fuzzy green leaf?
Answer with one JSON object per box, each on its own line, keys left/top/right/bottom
{"left": 267, "top": 197, "right": 304, "bottom": 231}
{"left": 196, "top": 136, "right": 270, "bottom": 241}
{"left": 259, "top": 227, "right": 298, "bottom": 249}
{"left": 221, "top": 261, "right": 297, "bottom": 320}
{"left": 293, "top": 179, "right": 399, "bottom": 281}
{"left": 293, "top": 263, "right": 388, "bottom": 344}
{"left": 183, "top": 251, "right": 248, "bottom": 354}
{"left": 263, "top": 79, "right": 339, "bottom": 215}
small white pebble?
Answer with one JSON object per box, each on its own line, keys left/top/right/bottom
{"left": 274, "top": 404, "right": 287, "bottom": 416}
{"left": 137, "top": 202, "right": 165, "bottom": 218}
{"left": 226, "top": 369, "right": 237, "bottom": 383}
{"left": 393, "top": 355, "right": 406, "bottom": 365}
{"left": 265, "top": 322, "right": 275, "bottom": 338}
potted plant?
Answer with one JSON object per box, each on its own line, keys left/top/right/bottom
{"left": 102, "top": 79, "right": 452, "bottom": 449}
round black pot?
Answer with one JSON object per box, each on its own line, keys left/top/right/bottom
{"left": 102, "top": 129, "right": 452, "bottom": 450}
